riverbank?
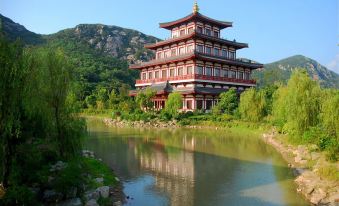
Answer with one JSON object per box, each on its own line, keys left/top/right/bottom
{"left": 42, "top": 150, "right": 125, "bottom": 206}
{"left": 263, "top": 131, "right": 339, "bottom": 205}
{"left": 101, "top": 116, "right": 339, "bottom": 206}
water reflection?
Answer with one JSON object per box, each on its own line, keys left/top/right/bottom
{"left": 85, "top": 119, "right": 309, "bottom": 206}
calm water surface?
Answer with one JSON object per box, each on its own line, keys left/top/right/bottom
{"left": 85, "top": 119, "right": 309, "bottom": 206}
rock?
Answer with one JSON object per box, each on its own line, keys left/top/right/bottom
{"left": 115, "top": 177, "right": 120, "bottom": 182}
{"left": 310, "top": 188, "right": 327, "bottom": 205}
{"left": 84, "top": 190, "right": 100, "bottom": 201}
{"left": 95, "top": 177, "right": 104, "bottom": 184}
{"left": 96, "top": 186, "right": 110, "bottom": 198}
{"left": 50, "top": 161, "right": 68, "bottom": 172}
{"left": 294, "top": 155, "right": 302, "bottom": 163}
{"left": 66, "top": 187, "right": 77, "bottom": 199}
{"left": 305, "top": 185, "right": 315, "bottom": 195}
{"left": 328, "top": 192, "right": 339, "bottom": 206}
{"left": 57, "top": 198, "right": 82, "bottom": 206}
{"left": 311, "top": 152, "right": 321, "bottom": 160}
{"left": 43, "top": 189, "right": 63, "bottom": 203}
{"left": 85, "top": 199, "right": 99, "bottom": 206}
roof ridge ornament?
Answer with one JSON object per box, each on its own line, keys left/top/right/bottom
{"left": 193, "top": 0, "right": 199, "bottom": 14}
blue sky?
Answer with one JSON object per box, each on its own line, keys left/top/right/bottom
{"left": 1, "top": 0, "right": 338, "bottom": 73}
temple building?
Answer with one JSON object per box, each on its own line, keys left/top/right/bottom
{"left": 129, "top": 2, "right": 263, "bottom": 111}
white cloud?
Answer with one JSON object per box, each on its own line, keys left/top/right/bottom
{"left": 327, "top": 54, "right": 339, "bottom": 74}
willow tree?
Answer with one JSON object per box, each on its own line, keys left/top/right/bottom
{"left": 278, "top": 69, "right": 321, "bottom": 135}
{"left": 239, "top": 88, "right": 266, "bottom": 122}
{"left": 164, "top": 92, "right": 183, "bottom": 118}
{"left": 39, "top": 48, "right": 84, "bottom": 158}
{"left": 0, "top": 39, "right": 28, "bottom": 187}
{"left": 321, "top": 89, "right": 339, "bottom": 138}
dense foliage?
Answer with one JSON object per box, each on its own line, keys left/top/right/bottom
{"left": 0, "top": 37, "right": 87, "bottom": 204}
{"left": 163, "top": 92, "right": 183, "bottom": 119}
{"left": 214, "top": 88, "right": 238, "bottom": 115}
{"left": 239, "top": 88, "right": 266, "bottom": 122}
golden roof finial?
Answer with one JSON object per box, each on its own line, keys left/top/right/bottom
{"left": 193, "top": 0, "right": 199, "bottom": 14}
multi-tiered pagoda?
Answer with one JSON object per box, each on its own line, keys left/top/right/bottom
{"left": 130, "top": 2, "right": 263, "bottom": 111}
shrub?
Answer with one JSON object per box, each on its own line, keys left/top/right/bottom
{"left": 217, "top": 88, "right": 238, "bottom": 114}
{"left": 164, "top": 92, "right": 183, "bottom": 119}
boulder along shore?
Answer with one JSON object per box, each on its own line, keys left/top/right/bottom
{"left": 262, "top": 131, "right": 339, "bottom": 206}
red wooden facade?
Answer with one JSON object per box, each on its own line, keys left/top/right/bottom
{"left": 129, "top": 3, "right": 263, "bottom": 111}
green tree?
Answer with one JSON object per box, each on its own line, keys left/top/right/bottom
{"left": 164, "top": 92, "right": 183, "bottom": 119}
{"left": 38, "top": 48, "right": 84, "bottom": 158}
{"left": 85, "top": 94, "right": 96, "bottom": 108}
{"left": 277, "top": 69, "right": 321, "bottom": 135}
{"left": 0, "top": 39, "right": 27, "bottom": 187}
{"left": 135, "top": 88, "right": 156, "bottom": 111}
{"left": 239, "top": 88, "right": 266, "bottom": 122}
{"left": 321, "top": 89, "right": 339, "bottom": 138}
{"left": 217, "top": 88, "right": 238, "bottom": 115}
{"left": 95, "top": 87, "right": 108, "bottom": 110}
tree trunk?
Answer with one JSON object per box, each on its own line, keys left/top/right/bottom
{"left": 54, "top": 106, "right": 64, "bottom": 158}
{"left": 2, "top": 137, "right": 12, "bottom": 188}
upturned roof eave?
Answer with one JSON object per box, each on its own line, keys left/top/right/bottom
{"left": 159, "top": 12, "right": 233, "bottom": 30}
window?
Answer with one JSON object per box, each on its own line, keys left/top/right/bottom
{"left": 162, "top": 70, "right": 167, "bottom": 78}
{"left": 157, "top": 52, "right": 162, "bottom": 59}
{"left": 186, "top": 100, "right": 192, "bottom": 109}
{"left": 214, "top": 68, "right": 220, "bottom": 76}
{"left": 148, "top": 72, "right": 153, "bottom": 79}
{"left": 245, "top": 72, "right": 250, "bottom": 80}
{"left": 178, "top": 67, "right": 184, "bottom": 76}
{"left": 142, "top": 73, "right": 146, "bottom": 80}
{"left": 214, "top": 31, "right": 219, "bottom": 38}
{"left": 172, "top": 31, "right": 178, "bottom": 38}
{"left": 180, "top": 29, "right": 185, "bottom": 36}
{"left": 222, "top": 69, "right": 228, "bottom": 77}
{"left": 188, "top": 27, "right": 194, "bottom": 34}
{"left": 155, "top": 71, "right": 159, "bottom": 79}
{"left": 205, "top": 67, "right": 212, "bottom": 76}
{"left": 170, "top": 69, "right": 175, "bottom": 77}
{"left": 197, "top": 26, "right": 203, "bottom": 33}
{"left": 214, "top": 48, "right": 220, "bottom": 56}
{"left": 187, "top": 45, "right": 194, "bottom": 52}
{"left": 205, "top": 28, "right": 211, "bottom": 36}
{"left": 206, "top": 47, "right": 212, "bottom": 55}
{"left": 206, "top": 100, "right": 212, "bottom": 110}
{"left": 171, "top": 49, "right": 176, "bottom": 56}
{"left": 164, "top": 50, "right": 170, "bottom": 58}
{"left": 229, "top": 51, "right": 236, "bottom": 59}
{"left": 222, "top": 49, "right": 228, "bottom": 58}
{"left": 196, "top": 100, "right": 203, "bottom": 109}
{"left": 179, "top": 47, "right": 185, "bottom": 54}
{"left": 238, "top": 71, "right": 244, "bottom": 79}
{"left": 187, "top": 66, "right": 193, "bottom": 75}
{"left": 196, "top": 66, "right": 203, "bottom": 75}
{"left": 229, "top": 70, "right": 236, "bottom": 78}
{"left": 197, "top": 45, "right": 204, "bottom": 53}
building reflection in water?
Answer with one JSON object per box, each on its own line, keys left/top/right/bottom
{"left": 137, "top": 136, "right": 196, "bottom": 206}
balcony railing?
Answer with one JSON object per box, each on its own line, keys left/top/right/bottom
{"left": 136, "top": 74, "right": 256, "bottom": 85}
{"left": 130, "top": 50, "right": 262, "bottom": 69}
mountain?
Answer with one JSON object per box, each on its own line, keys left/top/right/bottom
{"left": 253, "top": 55, "right": 339, "bottom": 88}
{"left": 0, "top": 14, "right": 44, "bottom": 44}
{"left": 45, "top": 24, "right": 159, "bottom": 64}
{"left": 0, "top": 14, "right": 161, "bottom": 99}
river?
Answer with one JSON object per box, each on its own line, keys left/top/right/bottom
{"left": 85, "top": 119, "right": 309, "bottom": 206}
